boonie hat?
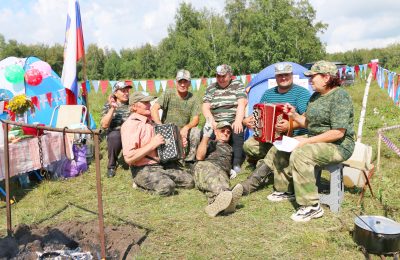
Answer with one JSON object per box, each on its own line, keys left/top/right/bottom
{"left": 216, "top": 121, "right": 232, "bottom": 129}
{"left": 216, "top": 64, "right": 232, "bottom": 76}
{"left": 275, "top": 63, "right": 293, "bottom": 75}
{"left": 129, "top": 92, "right": 155, "bottom": 105}
{"left": 113, "top": 81, "right": 132, "bottom": 93}
{"left": 176, "top": 69, "right": 191, "bottom": 81}
{"left": 304, "top": 60, "right": 338, "bottom": 76}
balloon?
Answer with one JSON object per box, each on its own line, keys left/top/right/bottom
{"left": 4, "top": 64, "right": 25, "bottom": 84}
{"left": 24, "top": 68, "right": 43, "bottom": 86}
{"left": 30, "top": 60, "right": 52, "bottom": 78}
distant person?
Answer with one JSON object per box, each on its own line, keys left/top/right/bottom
{"left": 121, "top": 92, "right": 194, "bottom": 196}
{"left": 100, "top": 81, "right": 132, "bottom": 178}
{"left": 240, "top": 62, "right": 310, "bottom": 195}
{"left": 202, "top": 64, "right": 247, "bottom": 175}
{"left": 194, "top": 119, "right": 243, "bottom": 217}
{"left": 151, "top": 69, "right": 201, "bottom": 164}
{"left": 265, "top": 60, "right": 355, "bottom": 222}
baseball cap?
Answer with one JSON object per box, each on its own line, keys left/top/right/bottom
{"left": 176, "top": 69, "right": 191, "bottom": 81}
{"left": 216, "top": 64, "right": 232, "bottom": 76}
{"left": 275, "top": 63, "right": 293, "bottom": 75}
{"left": 129, "top": 92, "right": 155, "bottom": 105}
{"left": 304, "top": 60, "right": 338, "bottom": 76}
{"left": 216, "top": 121, "right": 232, "bottom": 129}
{"left": 113, "top": 81, "right": 132, "bottom": 93}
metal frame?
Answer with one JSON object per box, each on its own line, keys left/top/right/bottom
{"left": 1, "top": 119, "right": 106, "bottom": 259}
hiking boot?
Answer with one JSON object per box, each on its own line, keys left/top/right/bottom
{"left": 205, "top": 191, "right": 232, "bottom": 217}
{"left": 290, "top": 203, "right": 324, "bottom": 222}
{"left": 107, "top": 168, "right": 116, "bottom": 178}
{"left": 241, "top": 161, "right": 272, "bottom": 195}
{"left": 224, "top": 184, "right": 243, "bottom": 214}
{"left": 267, "top": 191, "right": 295, "bottom": 202}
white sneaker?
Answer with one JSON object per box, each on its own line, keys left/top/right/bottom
{"left": 132, "top": 181, "right": 138, "bottom": 189}
{"left": 233, "top": 165, "right": 241, "bottom": 174}
{"left": 267, "top": 191, "right": 295, "bottom": 202}
{"left": 290, "top": 203, "right": 324, "bottom": 222}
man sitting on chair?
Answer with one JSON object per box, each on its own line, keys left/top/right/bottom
{"left": 100, "top": 81, "right": 132, "bottom": 178}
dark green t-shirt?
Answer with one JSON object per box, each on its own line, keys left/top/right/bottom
{"left": 156, "top": 89, "right": 200, "bottom": 128}
{"left": 206, "top": 140, "right": 233, "bottom": 174}
{"left": 305, "top": 87, "right": 355, "bottom": 159}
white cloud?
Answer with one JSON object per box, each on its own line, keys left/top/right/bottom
{"left": 0, "top": 0, "right": 399, "bottom": 54}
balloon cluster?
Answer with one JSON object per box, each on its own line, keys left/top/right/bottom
{"left": 4, "top": 61, "right": 52, "bottom": 86}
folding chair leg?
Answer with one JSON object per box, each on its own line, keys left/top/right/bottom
{"left": 358, "top": 167, "right": 375, "bottom": 205}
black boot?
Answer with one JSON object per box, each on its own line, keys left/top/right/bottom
{"left": 240, "top": 161, "right": 272, "bottom": 195}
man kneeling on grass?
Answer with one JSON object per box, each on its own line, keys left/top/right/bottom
{"left": 194, "top": 119, "right": 243, "bottom": 217}
{"left": 121, "top": 92, "right": 194, "bottom": 196}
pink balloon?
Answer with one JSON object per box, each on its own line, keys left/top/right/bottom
{"left": 30, "top": 60, "right": 52, "bottom": 78}
{"left": 24, "top": 68, "right": 43, "bottom": 86}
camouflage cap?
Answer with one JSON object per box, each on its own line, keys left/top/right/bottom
{"left": 304, "top": 60, "right": 338, "bottom": 76}
{"left": 216, "top": 64, "right": 232, "bottom": 76}
{"left": 176, "top": 69, "right": 191, "bottom": 81}
{"left": 275, "top": 63, "right": 293, "bottom": 75}
{"left": 129, "top": 92, "right": 155, "bottom": 105}
{"left": 216, "top": 121, "right": 232, "bottom": 129}
{"left": 112, "top": 81, "right": 132, "bottom": 93}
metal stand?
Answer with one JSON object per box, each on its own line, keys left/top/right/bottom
{"left": 1, "top": 120, "right": 106, "bottom": 259}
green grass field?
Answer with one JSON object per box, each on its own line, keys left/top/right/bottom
{"left": 1, "top": 78, "right": 400, "bottom": 259}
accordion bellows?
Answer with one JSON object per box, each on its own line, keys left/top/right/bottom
{"left": 154, "top": 124, "right": 184, "bottom": 163}
{"left": 253, "top": 103, "right": 288, "bottom": 143}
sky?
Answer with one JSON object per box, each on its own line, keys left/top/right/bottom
{"left": 0, "top": 0, "right": 399, "bottom": 54}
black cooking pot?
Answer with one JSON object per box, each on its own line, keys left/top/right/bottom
{"left": 353, "top": 215, "right": 400, "bottom": 255}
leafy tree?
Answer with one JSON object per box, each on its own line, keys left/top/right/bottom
{"left": 103, "top": 50, "right": 121, "bottom": 80}
{"left": 86, "top": 44, "right": 105, "bottom": 79}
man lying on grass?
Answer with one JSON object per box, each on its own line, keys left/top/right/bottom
{"left": 121, "top": 92, "right": 194, "bottom": 196}
{"left": 193, "top": 119, "right": 243, "bottom": 217}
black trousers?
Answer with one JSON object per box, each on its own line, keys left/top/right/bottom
{"left": 107, "top": 130, "right": 122, "bottom": 169}
{"left": 230, "top": 130, "right": 245, "bottom": 167}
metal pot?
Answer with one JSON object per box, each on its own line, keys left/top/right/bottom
{"left": 353, "top": 215, "right": 400, "bottom": 255}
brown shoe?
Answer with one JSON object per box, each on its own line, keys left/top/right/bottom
{"left": 205, "top": 191, "right": 232, "bottom": 217}
{"left": 224, "top": 184, "right": 243, "bottom": 214}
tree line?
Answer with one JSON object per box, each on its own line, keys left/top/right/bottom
{"left": 0, "top": 0, "right": 398, "bottom": 81}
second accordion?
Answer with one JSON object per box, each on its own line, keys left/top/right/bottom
{"left": 154, "top": 123, "right": 184, "bottom": 163}
{"left": 253, "top": 103, "right": 289, "bottom": 143}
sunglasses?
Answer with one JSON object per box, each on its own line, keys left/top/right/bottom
{"left": 219, "top": 128, "right": 232, "bottom": 134}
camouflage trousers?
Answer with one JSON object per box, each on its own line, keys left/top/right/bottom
{"left": 193, "top": 161, "right": 230, "bottom": 203}
{"left": 131, "top": 164, "right": 194, "bottom": 196}
{"left": 185, "top": 127, "right": 201, "bottom": 162}
{"left": 243, "top": 136, "right": 273, "bottom": 163}
{"left": 263, "top": 143, "right": 346, "bottom": 206}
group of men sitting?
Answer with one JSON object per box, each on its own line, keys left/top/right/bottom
{"left": 99, "top": 61, "right": 355, "bottom": 222}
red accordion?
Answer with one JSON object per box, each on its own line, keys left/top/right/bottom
{"left": 253, "top": 103, "right": 289, "bottom": 143}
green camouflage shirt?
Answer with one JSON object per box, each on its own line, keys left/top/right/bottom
{"left": 101, "top": 102, "right": 131, "bottom": 132}
{"left": 156, "top": 89, "right": 200, "bottom": 128}
{"left": 205, "top": 140, "right": 233, "bottom": 174}
{"left": 306, "top": 87, "right": 355, "bottom": 159}
{"left": 203, "top": 80, "right": 247, "bottom": 123}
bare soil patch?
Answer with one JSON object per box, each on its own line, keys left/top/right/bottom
{"left": 0, "top": 220, "right": 147, "bottom": 259}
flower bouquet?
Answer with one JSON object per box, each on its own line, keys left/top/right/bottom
{"left": 6, "top": 94, "right": 34, "bottom": 114}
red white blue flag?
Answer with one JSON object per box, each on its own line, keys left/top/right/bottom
{"left": 61, "top": 0, "right": 85, "bottom": 105}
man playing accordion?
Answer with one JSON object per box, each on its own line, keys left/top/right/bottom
{"left": 239, "top": 62, "right": 311, "bottom": 195}
{"left": 121, "top": 92, "right": 194, "bottom": 196}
